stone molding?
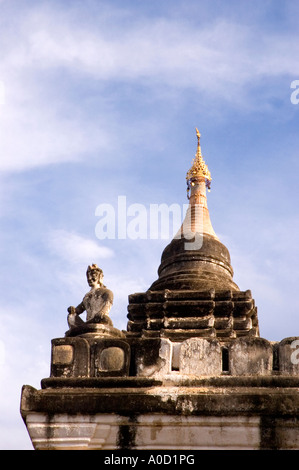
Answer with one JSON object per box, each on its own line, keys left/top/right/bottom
{"left": 127, "top": 289, "right": 259, "bottom": 340}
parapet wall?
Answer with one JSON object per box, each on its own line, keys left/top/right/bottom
{"left": 48, "top": 335, "right": 299, "bottom": 380}
{"left": 21, "top": 334, "right": 299, "bottom": 450}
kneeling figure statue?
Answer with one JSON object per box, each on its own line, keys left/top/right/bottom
{"left": 67, "top": 264, "right": 113, "bottom": 329}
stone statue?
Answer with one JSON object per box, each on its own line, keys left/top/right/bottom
{"left": 67, "top": 264, "right": 113, "bottom": 329}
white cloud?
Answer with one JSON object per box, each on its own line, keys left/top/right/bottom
{"left": 0, "top": 77, "right": 112, "bottom": 172}
{"left": 10, "top": 11, "right": 299, "bottom": 89}
{"left": 0, "top": 4, "right": 297, "bottom": 174}
{"left": 0, "top": 340, "right": 5, "bottom": 366}
{"left": 0, "top": 307, "right": 52, "bottom": 449}
{"left": 47, "top": 229, "right": 114, "bottom": 264}
{"left": 2, "top": 6, "right": 298, "bottom": 94}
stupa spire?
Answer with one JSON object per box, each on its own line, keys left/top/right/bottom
{"left": 184, "top": 130, "right": 218, "bottom": 239}
{"left": 186, "top": 128, "right": 211, "bottom": 195}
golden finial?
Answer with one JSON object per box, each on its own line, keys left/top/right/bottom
{"left": 186, "top": 128, "right": 211, "bottom": 188}
{"left": 196, "top": 128, "right": 201, "bottom": 149}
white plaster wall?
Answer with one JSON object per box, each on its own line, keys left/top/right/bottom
{"left": 25, "top": 412, "right": 261, "bottom": 450}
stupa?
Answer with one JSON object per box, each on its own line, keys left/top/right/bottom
{"left": 127, "top": 129, "right": 258, "bottom": 343}
{"left": 21, "top": 130, "right": 299, "bottom": 450}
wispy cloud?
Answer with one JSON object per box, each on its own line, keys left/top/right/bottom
{"left": 47, "top": 229, "right": 114, "bottom": 263}
{"left": 0, "top": 2, "right": 297, "bottom": 173}
{"left": 6, "top": 8, "right": 297, "bottom": 91}
{"left": 0, "top": 78, "right": 112, "bottom": 172}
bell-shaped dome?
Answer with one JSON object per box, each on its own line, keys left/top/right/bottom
{"left": 150, "top": 233, "right": 238, "bottom": 292}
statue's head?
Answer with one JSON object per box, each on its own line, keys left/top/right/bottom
{"left": 86, "top": 264, "right": 104, "bottom": 288}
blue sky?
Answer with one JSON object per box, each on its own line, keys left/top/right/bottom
{"left": 1, "top": 0, "right": 299, "bottom": 449}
